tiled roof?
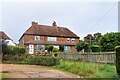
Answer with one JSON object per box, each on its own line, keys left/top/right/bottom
{"left": 0, "top": 31, "right": 11, "bottom": 40}
{"left": 25, "top": 40, "right": 76, "bottom": 46}
{"left": 20, "top": 22, "right": 79, "bottom": 40}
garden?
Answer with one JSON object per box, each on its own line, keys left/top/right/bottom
{"left": 1, "top": 32, "right": 120, "bottom": 78}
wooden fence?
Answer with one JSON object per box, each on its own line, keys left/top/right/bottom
{"left": 57, "top": 52, "right": 116, "bottom": 64}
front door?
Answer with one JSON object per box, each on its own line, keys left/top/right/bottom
{"left": 29, "top": 44, "right": 34, "bottom": 54}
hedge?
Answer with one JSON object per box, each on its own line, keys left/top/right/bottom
{"left": 27, "top": 56, "right": 60, "bottom": 66}
{"left": 115, "top": 46, "right": 120, "bottom": 76}
{"left": 91, "top": 45, "right": 100, "bottom": 52}
{"left": 3, "top": 46, "right": 26, "bottom": 55}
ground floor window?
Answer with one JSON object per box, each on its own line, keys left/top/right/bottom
{"left": 64, "top": 46, "right": 71, "bottom": 53}
{"left": 37, "top": 45, "right": 45, "bottom": 51}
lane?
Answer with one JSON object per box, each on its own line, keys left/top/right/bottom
{"left": 1, "top": 64, "right": 80, "bottom": 78}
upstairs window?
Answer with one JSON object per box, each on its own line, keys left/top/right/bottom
{"left": 67, "top": 38, "right": 70, "bottom": 42}
{"left": 47, "top": 37, "right": 57, "bottom": 41}
{"left": 35, "top": 36, "right": 40, "bottom": 40}
{"left": 71, "top": 38, "right": 75, "bottom": 42}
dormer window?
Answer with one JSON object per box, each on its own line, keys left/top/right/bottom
{"left": 71, "top": 38, "right": 75, "bottom": 42}
{"left": 35, "top": 36, "right": 40, "bottom": 40}
{"left": 67, "top": 38, "right": 70, "bottom": 42}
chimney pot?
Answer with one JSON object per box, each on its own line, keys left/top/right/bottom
{"left": 52, "top": 21, "right": 57, "bottom": 26}
{"left": 32, "top": 21, "right": 38, "bottom": 26}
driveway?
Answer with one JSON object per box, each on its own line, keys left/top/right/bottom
{"left": 1, "top": 64, "right": 80, "bottom": 78}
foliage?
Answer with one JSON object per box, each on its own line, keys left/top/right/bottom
{"left": 90, "top": 45, "right": 100, "bottom": 52}
{"left": 27, "top": 56, "right": 60, "bottom": 66}
{"left": 78, "top": 32, "right": 120, "bottom": 52}
{"left": 100, "top": 32, "right": 120, "bottom": 52}
{"left": 52, "top": 48, "right": 59, "bottom": 52}
{"left": 93, "top": 32, "right": 102, "bottom": 45}
{"left": 116, "top": 46, "right": 120, "bottom": 76}
{"left": 54, "top": 60, "right": 117, "bottom": 78}
{"left": 76, "top": 40, "right": 90, "bottom": 52}
{"left": 1, "top": 40, "right": 8, "bottom": 54}
{"left": 3, "top": 46, "right": 26, "bottom": 55}
{"left": 84, "top": 34, "right": 94, "bottom": 44}
{"left": 59, "top": 46, "right": 64, "bottom": 52}
{"left": 3, "top": 54, "right": 29, "bottom": 64}
{"left": 45, "top": 45, "right": 53, "bottom": 52}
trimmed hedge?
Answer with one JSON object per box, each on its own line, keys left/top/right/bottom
{"left": 3, "top": 46, "right": 26, "bottom": 55}
{"left": 91, "top": 45, "right": 100, "bottom": 52}
{"left": 115, "top": 46, "right": 120, "bottom": 76}
{"left": 27, "top": 56, "right": 60, "bottom": 66}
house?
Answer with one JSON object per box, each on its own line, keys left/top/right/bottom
{"left": 0, "top": 31, "right": 16, "bottom": 46}
{"left": 19, "top": 21, "right": 80, "bottom": 54}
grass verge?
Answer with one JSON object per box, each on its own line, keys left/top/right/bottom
{"left": 53, "top": 60, "right": 118, "bottom": 78}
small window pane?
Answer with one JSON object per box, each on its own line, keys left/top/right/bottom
{"left": 71, "top": 38, "right": 75, "bottom": 42}
{"left": 67, "top": 38, "right": 70, "bottom": 42}
{"left": 35, "top": 36, "right": 40, "bottom": 40}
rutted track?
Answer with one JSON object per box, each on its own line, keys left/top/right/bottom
{"left": 1, "top": 64, "right": 80, "bottom": 78}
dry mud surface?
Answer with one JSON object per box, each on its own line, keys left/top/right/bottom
{"left": 1, "top": 64, "right": 80, "bottom": 78}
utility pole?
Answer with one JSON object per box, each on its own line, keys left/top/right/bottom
{"left": 118, "top": 1, "right": 120, "bottom": 32}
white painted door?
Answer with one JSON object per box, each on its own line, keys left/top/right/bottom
{"left": 29, "top": 44, "right": 34, "bottom": 54}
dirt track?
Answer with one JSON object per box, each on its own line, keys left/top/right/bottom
{"left": 1, "top": 64, "right": 80, "bottom": 78}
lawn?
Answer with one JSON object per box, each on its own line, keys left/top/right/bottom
{"left": 53, "top": 60, "right": 118, "bottom": 78}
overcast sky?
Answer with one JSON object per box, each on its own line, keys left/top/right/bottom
{"left": 0, "top": 0, "right": 119, "bottom": 43}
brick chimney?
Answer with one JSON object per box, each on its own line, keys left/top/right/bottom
{"left": 32, "top": 21, "right": 38, "bottom": 27}
{"left": 52, "top": 21, "right": 57, "bottom": 26}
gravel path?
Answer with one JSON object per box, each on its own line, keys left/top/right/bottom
{"left": 1, "top": 64, "right": 80, "bottom": 78}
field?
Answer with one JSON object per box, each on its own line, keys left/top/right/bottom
{"left": 54, "top": 60, "right": 118, "bottom": 78}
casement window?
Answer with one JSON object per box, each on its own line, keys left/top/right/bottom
{"left": 64, "top": 46, "right": 71, "bottom": 53}
{"left": 37, "top": 45, "right": 45, "bottom": 50}
{"left": 67, "top": 38, "right": 70, "bottom": 42}
{"left": 47, "top": 37, "right": 57, "bottom": 41}
{"left": 35, "top": 36, "right": 40, "bottom": 40}
{"left": 71, "top": 38, "right": 75, "bottom": 42}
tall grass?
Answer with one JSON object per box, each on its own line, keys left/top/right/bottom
{"left": 54, "top": 60, "right": 117, "bottom": 78}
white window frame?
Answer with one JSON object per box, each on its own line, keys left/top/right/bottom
{"left": 64, "top": 46, "right": 71, "bottom": 53}
{"left": 35, "top": 36, "right": 40, "bottom": 40}
{"left": 71, "top": 38, "right": 75, "bottom": 43}
{"left": 67, "top": 38, "right": 70, "bottom": 42}
{"left": 47, "top": 37, "right": 57, "bottom": 41}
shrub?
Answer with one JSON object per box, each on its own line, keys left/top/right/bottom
{"left": 90, "top": 45, "right": 100, "bottom": 52}
{"left": 59, "top": 46, "right": 64, "bottom": 52}
{"left": 45, "top": 45, "right": 53, "bottom": 52}
{"left": 52, "top": 48, "right": 59, "bottom": 52}
{"left": 27, "top": 56, "right": 60, "bottom": 66}
{"left": 115, "top": 46, "right": 120, "bottom": 76}
{"left": 3, "top": 46, "right": 26, "bottom": 55}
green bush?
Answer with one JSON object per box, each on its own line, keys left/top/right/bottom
{"left": 27, "top": 56, "right": 60, "bottom": 66}
{"left": 3, "top": 54, "right": 29, "bottom": 64}
{"left": 90, "top": 45, "right": 100, "bottom": 52}
{"left": 45, "top": 45, "right": 53, "bottom": 52}
{"left": 52, "top": 48, "right": 59, "bottom": 52}
{"left": 3, "top": 46, "right": 26, "bottom": 55}
{"left": 115, "top": 46, "right": 120, "bottom": 76}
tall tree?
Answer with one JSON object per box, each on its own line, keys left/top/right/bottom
{"left": 100, "top": 32, "right": 120, "bottom": 52}
{"left": 84, "top": 34, "right": 94, "bottom": 44}
{"left": 93, "top": 32, "right": 102, "bottom": 45}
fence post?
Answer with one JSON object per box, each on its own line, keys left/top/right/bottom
{"left": 115, "top": 46, "right": 120, "bottom": 77}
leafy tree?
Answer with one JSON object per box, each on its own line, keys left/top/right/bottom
{"left": 45, "top": 45, "right": 53, "bottom": 52}
{"left": 76, "top": 40, "right": 90, "bottom": 52}
{"left": 59, "top": 46, "right": 64, "bottom": 52}
{"left": 84, "top": 34, "right": 94, "bottom": 44}
{"left": 93, "top": 32, "right": 102, "bottom": 45}
{"left": 100, "top": 32, "right": 120, "bottom": 52}
{"left": 90, "top": 45, "right": 100, "bottom": 52}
